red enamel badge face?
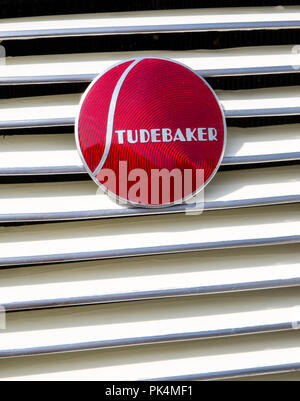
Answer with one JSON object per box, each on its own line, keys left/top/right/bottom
{"left": 76, "top": 58, "right": 226, "bottom": 207}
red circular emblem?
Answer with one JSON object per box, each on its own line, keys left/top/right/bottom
{"left": 76, "top": 58, "right": 226, "bottom": 207}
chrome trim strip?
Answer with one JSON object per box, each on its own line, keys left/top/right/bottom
{"left": 0, "top": 118, "right": 75, "bottom": 129}
{"left": 222, "top": 152, "right": 300, "bottom": 165}
{"left": 1, "top": 65, "right": 299, "bottom": 85}
{"left": 0, "top": 235, "right": 299, "bottom": 267}
{"left": 1, "top": 152, "right": 299, "bottom": 176}
{"left": 198, "top": 65, "right": 300, "bottom": 77}
{"left": 226, "top": 107, "right": 300, "bottom": 118}
{"left": 0, "top": 166, "right": 86, "bottom": 176}
{"left": 4, "top": 276, "right": 300, "bottom": 312}
{"left": 0, "top": 195, "right": 299, "bottom": 223}
{"left": 1, "top": 105, "right": 300, "bottom": 129}
{"left": 0, "top": 75, "right": 98, "bottom": 85}
{"left": 0, "top": 321, "right": 296, "bottom": 358}
{"left": 151, "top": 362, "right": 300, "bottom": 381}
{"left": 1, "top": 21, "right": 300, "bottom": 40}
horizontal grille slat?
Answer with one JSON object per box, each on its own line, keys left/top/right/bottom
{"left": 1, "top": 7, "right": 300, "bottom": 40}
{"left": 0, "top": 94, "right": 77, "bottom": 129}
{"left": 0, "top": 244, "right": 299, "bottom": 311}
{"left": 0, "top": 287, "right": 299, "bottom": 358}
{"left": 0, "top": 165, "right": 298, "bottom": 223}
{"left": 1, "top": 46, "right": 300, "bottom": 85}
{"left": 0, "top": 204, "right": 299, "bottom": 267}
{"left": 1, "top": 86, "right": 300, "bottom": 129}
{"left": 3, "top": 0, "right": 300, "bottom": 19}
{"left": 0, "top": 320, "right": 300, "bottom": 380}
{"left": 234, "top": 371, "right": 300, "bottom": 381}
{"left": 0, "top": 134, "right": 83, "bottom": 175}
{"left": 220, "top": 85, "right": 300, "bottom": 117}
{"left": 1, "top": 124, "right": 299, "bottom": 176}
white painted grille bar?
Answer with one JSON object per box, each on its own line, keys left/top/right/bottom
{"left": 0, "top": 244, "right": 299, "bottom": 312}
{"left": 1, "top": 124, "right": 299, "bottom": 175}
{"left": 1, "top": 46, "right": 300, "bottom": 85}
{"left": 1, "top": 330, "right": 300, "bottom": 380}
{"left": 0, "top": 288, "right": 299, "bottom": 357}
{"left": 0, "top": 165, "right": 298, "bottom": 223}
{"left": 0, "top": 204, "right": 299, "bottom": 267}
{"left": 0, "top": 87, "right": 299, "bottom": 129}
{"left": 0, "top": 331, "right": 300, "bottom": 381}
{"left": 0, "top": 7, "right": 300, "bottom": 40}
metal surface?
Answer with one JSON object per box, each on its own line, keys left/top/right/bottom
{"left": 0, "top": 165, "right": 298, "bottom": 222}
{"left": 153, "top": 362, "right": 300, "bottom": 381}
{"left": 0, "top": 288, "right": 299, "bottom": 358}
{"left": 1, "top": 46, "right": 300, "bottom": 85}
{"left": 0, "top": 7, "right": 300, "bottom": 40}
{"left": 0, "top": 204, "right": 299, "bottom": 267}
{"left": 0, "top": 244, "right": 299, "bottom": 312}
{"left": 1, "top": 124, "right": 300, "bottom": 175}
{"left": 1, "top": 86, "right": 300, "bottom": 129}
{"left": 1, "top": 3, "right": 300, "bottom": 382}
{"left": 0, "top": 328, "right": 300, "bottom": 380}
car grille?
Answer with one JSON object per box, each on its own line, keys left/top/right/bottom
{"left": 0, "top": 1, "right": 300, "bottom": 381}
